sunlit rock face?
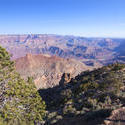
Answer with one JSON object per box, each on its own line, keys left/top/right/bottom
{"left": 15, "top": 53, "right": 92, "bottom": 89}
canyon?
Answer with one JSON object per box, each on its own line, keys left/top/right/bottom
{"left": 0, "top": 34, "right": 125, "bottom": 88}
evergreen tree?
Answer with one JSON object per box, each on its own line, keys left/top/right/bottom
{"left": 0, "top": 46, "right": 46, "bottom": 125}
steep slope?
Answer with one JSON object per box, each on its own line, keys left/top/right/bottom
{"left": 15, "top": 54, "right": 93, "bottom": 89}
{"left": 38, "top": 63, "right": 125, "bottom": 124}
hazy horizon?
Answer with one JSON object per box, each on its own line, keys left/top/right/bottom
{"left": 0, "top": 33, "right": 125, "bottom": 39}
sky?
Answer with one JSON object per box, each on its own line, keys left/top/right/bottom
{"left": 0, "top": 0, "right": 125, "bottom": 38}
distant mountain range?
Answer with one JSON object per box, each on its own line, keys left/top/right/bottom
{"left": 0, "top": 34, "right": 125, "bottom": 66}
{"left": 0, "top": 34, "right": 125, "bottom": 88}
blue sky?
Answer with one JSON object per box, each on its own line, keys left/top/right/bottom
{"left": 0, "top": 0, "right": 125, "bottom": 37}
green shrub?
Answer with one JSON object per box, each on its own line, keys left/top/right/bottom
{"left": 0, "top": 46, "right": 46, "bottom": 125}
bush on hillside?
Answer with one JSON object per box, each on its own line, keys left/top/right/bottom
{"left": 0, "top": 46, "right": 46, "bottom": 125}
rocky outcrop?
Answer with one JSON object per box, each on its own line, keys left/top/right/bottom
{"left": 59, "top": 73, "right": 71, "bottom": 87}
{"left": 104, "top": 107, "right": 125, "bottom": 125}
{"left": 15, "top": 54, "right": 92, "bottom": 89}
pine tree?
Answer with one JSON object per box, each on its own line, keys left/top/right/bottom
{"left": 0, "top": 46, "right": 46, "bottom": 125}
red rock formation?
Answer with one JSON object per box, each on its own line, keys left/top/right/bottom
{"left": 15, "top": 54, "right": 92, "bottom": 89}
